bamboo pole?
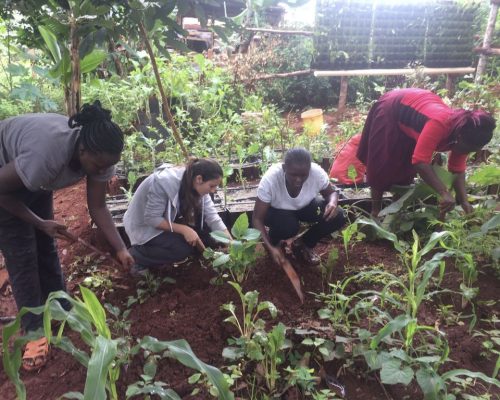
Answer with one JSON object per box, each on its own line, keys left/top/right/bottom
{"left": 248, "top": 69, "right": 313, "bottom": 81}
{"left": 314, "top": 67, "right": 475, "bottom": 77}
{"left": 474, "top": 47, "right": 500, "bottom": 56}
{"left": 139, "top": 22, "right": 189, "bottom": 160}
{"left": 475, "top": 1, "right": 499, "bottom": 82}
{"left": 245, "top": 27, "right": 314, "bottom": 36}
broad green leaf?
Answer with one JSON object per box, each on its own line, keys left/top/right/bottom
{"left": 80, "top": 50, "right": 107, "bottom": 74}
{"left": 231, "top": 213, "right": 249, "bottom": 238}
{"left": 416, "top": 368, "right": 444, "bottom": 399}
{"left": 442, "top": 369, "right": 500, "bottom": 388}
{"left": 83, "top": 336, "right": 117, "bottom": 400}
{"left": 210, "top": 231, "right": 231, "bottom": 244}
{"left": 357, "top": 218, "right": 404, "bottom": 252}
{"left": 80, "top": 286, "right": 110, "bottom": 338}
{"left": 420, "top": 231, "right": 449, "bottom": 257}
{"left": 213, "top": 254, "right": 231, "bottom": 267}
{"left": 39, "top": 25, "right": 61, "bottom": 62}
{"left": 222, "top": 346, "right": 244, "bottom": 360}
{"left": 138, "top": 338, "right": 234, "bottom": 400}
{"left": 241, "top": 228, "right": 261, "bottom": 241}
{"left": 480, "top": 214, "right": 500, "bottom": 234}
{"left": 370, "top": 315, "right": 414, "bottom": 349}
{"left": 256, "top": 301, "right": 277, "bottom": 318}
{"left": 380, "top": 359, "right": 414, "bottom": 385}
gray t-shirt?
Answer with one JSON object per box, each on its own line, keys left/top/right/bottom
{"left": 257, "top": 163, "right": 330, "bottom": 210}
{"left": 0, "top": 113, "right": 114, "bottom": 191}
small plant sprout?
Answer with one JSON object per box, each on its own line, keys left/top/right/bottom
{"left": 205, "top": 213, "right": 261, "bottom": 283}
{"left": 221, "top": 282, "right": 277, "bottom": 341}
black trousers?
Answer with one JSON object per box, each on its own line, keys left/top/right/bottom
{"left": 265, "top": 197, "right": 346, "bottom": 247}
{"left": 129, "top": 220, "right": 213, "bottom": 269}
{"left": 0, "top": 189, "right": 65, "bottom": 332}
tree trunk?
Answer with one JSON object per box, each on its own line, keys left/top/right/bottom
{"left": 475, "top": 2, "right": 499, "bottom": 82}
{"left": 108, "top": 38, "right": 125, "bottom": 78}
{"left": 139, "top": 22, "right": 189, "bottom": 160}
{"left": 69, "top": 17, "right": 80, "bottom": 116}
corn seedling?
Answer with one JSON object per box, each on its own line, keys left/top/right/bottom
{"left": 3, "top": 287, "right": 234, "bottom": 400}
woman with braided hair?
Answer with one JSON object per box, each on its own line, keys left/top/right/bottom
{"left": 124, "top": 158, "right": 231, "bottom": 276}
{"left": 357, "top": 88, "right": 496, "bottom": 217}
{"left": 0, "top": 101, "right": 134, "bottom": 370}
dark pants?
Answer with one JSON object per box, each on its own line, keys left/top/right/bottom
{"left": 0, "top": 190, "right": 65, "bottom": 332}
{"left": 265, "top": 197, "right": 346, "bottom": 247}
{"left": 129, "top": 221, "right": 213, "bottom": 269}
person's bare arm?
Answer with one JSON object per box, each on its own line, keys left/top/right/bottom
{"left": 252, "top": 198, "right": 286, "bottom": 265}
{"left": 0, "top": 161, "right": 67, "bottom": 237}
{"left": 320, "top": 185, "right": 340, "bottom": 221}
{"left": 452, "top": 172, "right": 472, "bottom": 213}
{"left": 414, "top": 163, "right": 455, "bottom": 214}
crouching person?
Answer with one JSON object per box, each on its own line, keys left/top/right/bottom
{"left": 124, "top": 158, "right": 231, "bottom": 276}
{"left": 252, "top": 148, "right": 345, "bottom": 266}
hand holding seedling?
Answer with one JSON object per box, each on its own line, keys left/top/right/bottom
{"left": 116, "top": 248, "right": 135, "bottom": 268}
{"left": 38, "top": 219, "right": 68, "bottom": 239}
{"left": 438, "top": 191, "right": 455, "bottom": 215}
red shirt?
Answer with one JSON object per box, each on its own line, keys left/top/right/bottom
{"left": 398, "top": 89, "right": 467, "bottom": 173}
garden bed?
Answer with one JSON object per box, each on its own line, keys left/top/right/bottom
{"left": 1, "top": 181, "right": 499, "bottom": 399}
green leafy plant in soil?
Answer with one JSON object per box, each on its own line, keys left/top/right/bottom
{"left": 204, "top": 213, "right": 262, "bottom": 283}
{"left": 322, "top": 218, "right": 500, "bottom": 398}
{"left": 2, "top": 286, "right": 234, "bottom": 400}
{"left": 221, "top": 282, "right": 291, "bottom": 397}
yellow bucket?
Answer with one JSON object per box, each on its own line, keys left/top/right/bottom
{"left": 301, "top": 109, "right": 323, "bottom": 136}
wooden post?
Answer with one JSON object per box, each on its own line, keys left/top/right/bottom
{"left": 338, "top": 76, "right": 348, "bottom": 115}
{"left": 445, "top": 74, "right": 456, "bottom": 97}
{"left": 475, "top": 0, "right": 499, "bottom": 82}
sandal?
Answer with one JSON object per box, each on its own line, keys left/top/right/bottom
{"left": 22, "top": 337, "right": 49, "bottom": 371}
{"left": 292, "top": 240, "right": 321, "bottom": 266}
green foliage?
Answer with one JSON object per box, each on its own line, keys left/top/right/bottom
{"left": 205, "top": 213, "right": 262, "bottom": 283}
{"left": 3, "top": 287, "right": 234, "bottom": 400}
{"left": 341, "top": 222, "right": 365, "bottom": 262}
{"left": 378, "top": 166, "right": 455, "bottom": 237}
{"left": 221, "top": 281, "right": 277, "bottom": 341}
{"left": 0, "top": 18, "right": 62, "bottom": 118}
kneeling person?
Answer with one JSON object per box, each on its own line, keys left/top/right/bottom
{"left": 124, "top": 158, "right": 230, "bottom": 275}
{"left": 253, "top": 148, "right": 345, "bottom": 266}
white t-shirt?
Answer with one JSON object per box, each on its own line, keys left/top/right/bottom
{"left": 257, "top": 163, "right": 330, "bottom": 210}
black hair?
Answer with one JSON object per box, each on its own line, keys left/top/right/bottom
{"left": 459, "top": 112, "right": 496, "bottom": 148}
{"left": 179, "top": 158, "right": 223, "bottom": 224}
{"left": 284, "top": 147, "right": 312, "bottom": 166}
{"left": 68, "top": 100, "right": 124, "bottom": 154}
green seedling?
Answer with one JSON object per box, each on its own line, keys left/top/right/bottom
{"left": 205, "top": 213, "right": 261, "bottom": 283}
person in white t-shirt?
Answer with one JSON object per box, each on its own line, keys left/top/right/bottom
{"left": 252, "top": 148, "right": 345, "bottom": 266}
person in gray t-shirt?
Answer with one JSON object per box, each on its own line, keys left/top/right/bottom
{"left": 253, "top": 148, "right": 345, "bottom": 267}
{"left": 0, "top": 101, "right": 134, "bottom": 371}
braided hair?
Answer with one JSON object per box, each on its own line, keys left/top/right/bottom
{"left": 68, "top": 100, "right": 124, "bottom": 154}
{"left": 179, "top": 158, "right": 223, "bottom": 225}
{"left": 449, "top": 110, "right": 496, "bottom": 148}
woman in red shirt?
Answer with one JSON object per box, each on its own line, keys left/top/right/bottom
{"left": 357, "top": 88, "right": 496, "bottom": 217}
